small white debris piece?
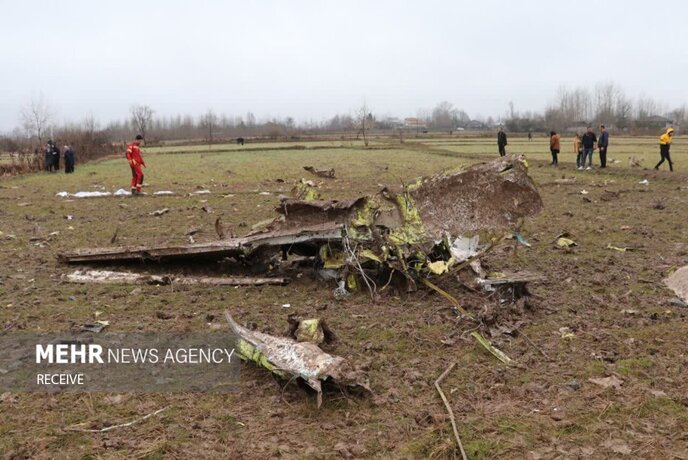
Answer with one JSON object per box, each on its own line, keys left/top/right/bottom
{"left": 72, "top": 191, "right": 112, "bottom": 198}
{"left": 449, "top": 235, "right": 480, "bottom": 262}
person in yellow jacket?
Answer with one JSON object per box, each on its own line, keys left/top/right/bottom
{"left": 654, "top": 127, "right": 675, "bottom": 171}
{"left": 574, "top": 133, "right": 583, "bottom": 168}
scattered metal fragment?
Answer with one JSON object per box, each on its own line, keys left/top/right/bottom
{"left": 225, "top": 311, "right": 370, "bottom": 407}
{"left": 556, "top": 237, "right": 577, "bottom": 248}
{"left": 476, "top": 270, "right": 542, "bottom": 304}
{"left": 303, "top": 166, "right": 336, "bottom": 179}
{"left": 588, "top": 375, "right": 623, "bottom": 390}
{"left": 287, "top": 314, "right": 336, "bottom": 345}
{"left": 470, "top": 331, "right": 514, "bottom": 365}
{"left": 149, "top": 208, "right": 170, "bottom": 217}
{"left": 78, "top": 320, "right": 109, "bottom": 333}
{"left": 63, "top": 269, "right": 288, "bottom": 286}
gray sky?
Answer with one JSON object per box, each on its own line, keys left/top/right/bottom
{"left": 1, "top": 0, "right": 687, "bottom": 131}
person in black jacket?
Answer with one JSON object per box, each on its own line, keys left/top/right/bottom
{"left": 64, "top": 145, "right": 75, "bottom": 173}
{"left": 598, "top": 125, "right": 609, "bottom": 168}
{"left": 44, "top": 140, "right": 54, "bottom": 172}
{"left": 497, "top": 127, "right": 507, "bottom": 157}
{"left": 580, "top": 126, "right": 597, "bottom": 170}
{"left": 51, "top": 143, "right": 60, "bottom": 171}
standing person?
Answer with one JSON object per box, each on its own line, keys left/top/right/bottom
{"left": 580, "top": 126, "right": 597, "bottom": 170}
{"left": 64, "top": 145, "right": 75, "bottom": 173}
{"left": 598, "top": 125, "right": 609, "bottom": 168}
{"left": 549, "top": 131, "right": 561, "bottom": 166}
{"left": 655, "top": 127, "right": 675, "bottom": 171}
{"left": 574, "top": 133, "right": 583, "bottom": 168}
{"left": 51, "top": 143, "right": 61, "bottom": 172}
{"left": 528, "top": 130, "right": 532, "bottom": 141}
{"left": 126, "top": 135, "right": 146, "bottom": 195}
{"left": 497, "top": 127, "right": 508, "bottom": 157}
{"left": 44, "top": 140, "right": 54, "bottom": 172}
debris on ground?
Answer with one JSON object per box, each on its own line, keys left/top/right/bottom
{"left": 588, "top": 375, "right": 624, "bottom": 390}
{"left": 664, "top": 266, "right": 688, "bottom": 303}
{"left": 559, "top": 327, "right": 576, "bottom": 340}
{"left": 471, "top": 331, "right": 514, "bottom": 365}
{"left": 63, "top": 269, "right": 288, "bottom": 286}
{"left": 606, "top": 243, "right": 637, "bottom": 252}
{"left": 291, "top": 178, "right": 321, "bottom": 200}
{"left": 638, "top": 179, "right": 649, "bottom": 185}
{"left": 514, "top": 231, "right": 532, "bottom": 247}
{"left": 556, "top": 237, "right": 577, "bottom": 248}
{"left": 303, "top": 166, "right": 336, "bottom": 179}
{"left": 149, "top": 208, "right": 170, "bottom": 217}
{"left": 77, "top": 320, "right": 109, "bottom": 333}
{"left": 58, "top": 156, "right": 544, "bottom": 305}
{"left": 476, "top": 271, "right": 542, "bottom": 304}
{"left": 629, "top": 156, "right": 643, "bottom": 167}
{"left": 450, "top": 235, "right": 481, "bottom": 262}
{"left": 287, "top": 314, "right": 336, "bottom": 345}
{"left": 57, "top": 191, "right": 112, "bottom": 198}
{"left": 225, "top": 311, "right": 370, "bottom": 407}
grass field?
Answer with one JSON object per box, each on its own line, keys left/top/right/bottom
{"left": 1, "top": 136, "right": 687, "bottom": 458}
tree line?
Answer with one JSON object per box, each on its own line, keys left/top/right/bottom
{"left": 3, "top": 82, "right": 685, "bottom": 158}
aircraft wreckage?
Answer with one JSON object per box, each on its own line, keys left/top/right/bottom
{"left": 58, "top": 155, "right": 544, "bottom": 405}
{"left": 59, "top": 156, "right": 543, "bottom": 290}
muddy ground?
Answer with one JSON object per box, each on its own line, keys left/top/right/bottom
{"left": 1, "top": 136, "right": 687, "bottom": 459}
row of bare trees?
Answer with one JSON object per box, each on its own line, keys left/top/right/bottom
{"left": 8, "top": 83, "right": 686, "bottom": 157}
{"left": 517, "top": 83, "right": 685, "bottom": 133}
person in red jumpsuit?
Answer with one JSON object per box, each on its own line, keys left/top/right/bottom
{"left": 126, "top": 135, "right": 145, "bottom": 195}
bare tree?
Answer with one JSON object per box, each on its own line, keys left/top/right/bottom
{"left": 199, "top": 109, "right": 218, "bottom": 145}
{"left": 431, "top": 101, "right": 459, "bottom": 130}
{"left": 20, "top": 94, "right": 52, "bottom": 145}
{"left": 355, "top": 101, "right": 373, "bottom": 146}
{"left": 593, "top": 82, "right": 618, "bottom": 124}
{"left": 83, "top": 114, "right": 99, "bottom": 141}
{"left": 614, "top": 92, "right": 633, "bottom": 129}
{"left": 130, "top": 105, "right": 154, "bottom": 140}
{"left": 668, "top": 105, "right": 686, "bottom": 132}
{"left": 245, "top": 112, "right": 256, "bottom": 128}
{"left": 635, "top": 95, "right": 658, "bottom": 121}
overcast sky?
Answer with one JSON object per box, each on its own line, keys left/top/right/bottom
{"left": 1, "top": 0, "right": 687, "bottom": 131}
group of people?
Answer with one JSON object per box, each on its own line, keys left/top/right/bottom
{"left": 497, "top": 125, "right": 676, "bottom": 171}
{"left": 44, "top": 140, "right": 76, "bottom": 173}
{"left": 569, "top": 125, "right": 609, "bottom": 170}
{"left": 548, "top": 125, "right": 609, "bottom": 169}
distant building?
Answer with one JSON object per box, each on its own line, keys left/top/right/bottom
{"left": 403, "top": 117, "right": 427, "bottom": 130}
{"left": 381, "top": 117, "right": 404, "bottom": 129}
{"left": 637, "top": 115, "right": 673, "bottom": 130}
{"left": 465, "top": 120, "right": 487, "bottom": 131}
